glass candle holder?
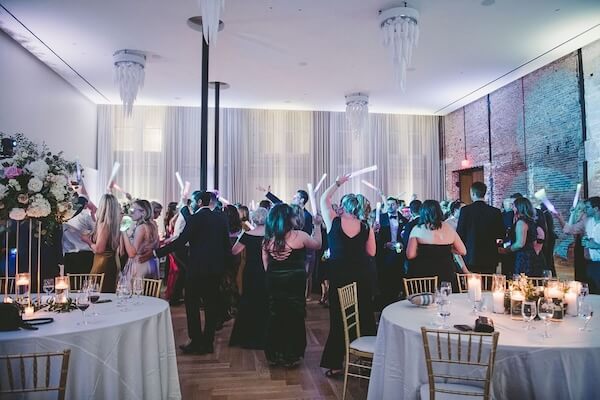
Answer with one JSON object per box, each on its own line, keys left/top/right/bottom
{"left": 55, "top": 276, "right": 70, "bottom": 304}
{"left": 15, "top": 272, "right": 31, "bottom": 305}
{"left": 510, "top": 290, "right": 525, "bottom": 320}
{"left": 492, "top": 274, "right": 506, "bottom": 314}
{"left": 545, "top": 280, "right": 564, "bottom": 300}
{"left": 467, "top": 273, "right": 482, "bottom": 314}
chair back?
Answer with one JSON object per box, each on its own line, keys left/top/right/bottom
{"left": 456, "top": 274, "right": 495, "bottom": 293}
{"left": 67, "top": 273, "right": 104, "bottom": 292}
{"left": 338, "top": 282, "right": 361, "bottom": 349}
{"left": 142, "top": 278, "right": 161, "bottom": 298}
{"left": 420, "top": 328, "right": 499, "bottom": 400}
{"left": 527, "top": 277, "right": 547, "bottom": 287}
{"left": 0, "top": 350, "right": 71, "bottom": 400}
{"left": 403, "top": 277, "right": 438, "bottom": 297}
{"left": 0, "top": 277, "right": 15, "bottom": 295}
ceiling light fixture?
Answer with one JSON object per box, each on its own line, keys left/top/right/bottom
{"left": 345, "top": 93, "right": 369, "bottom": 137}
{"left": 379, "top": 3, "right": 420, "bottom": 91}
{"left": 197, "top": 0, "right": 225, "bottom": 45}
{"left": 113, "top": 49, "right": 146, "bottom": 116}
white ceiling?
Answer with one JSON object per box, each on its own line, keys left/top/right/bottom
{"left": 1, "top": 0, "right": 600, "bottom": 115}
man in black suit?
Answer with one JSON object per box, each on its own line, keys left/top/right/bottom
{"left": 156, "top": 191, "right": 231, "bottom": 354}
{"left": 375, "top": 197, "right": 409, "bottom": 308}
{"left": 457, "top": 182, "right": 505, "bottom": 274}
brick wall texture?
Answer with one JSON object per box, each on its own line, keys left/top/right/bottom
{"left": 442, "top": 38, "right": 600, "bottom": 257}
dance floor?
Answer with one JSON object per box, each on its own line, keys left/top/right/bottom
{"left": 172, "top": 300, "right": 368, "bottom": 400}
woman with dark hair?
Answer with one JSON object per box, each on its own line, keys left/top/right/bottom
{"left": 319, "top": 175, "right": 376, "bottom": 377}
{"left": 237, "top": 205, "right": 251, "bottom": 231}
{"left": 221, "top": 204, "right": 244, "bottom": 326}
{"left": 406, "top": 200, "right": 467, "bottom": 288}
{"left": 500, "top": 197, "right": 546, "bottom": 276}
{"left": 164, "top": 202, "right": 178, "bottom": 238}
{"left": 262, "top": 203, "right": 322, "bottom": 367}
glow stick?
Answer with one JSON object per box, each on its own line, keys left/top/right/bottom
{"left": 314, "top": 173, "right": 327, "bottom": 192}
{"left": 534, "top": 188, "right": 556, "bottom": 214}
{"left": 307, "top": 183, "right": 318, "bottom": 216}
{"left": 250, "top": 200, "right": 256, "bottom": 211}
{"left": 107, "top": 161, "right": 120, "bottom": 189}
{"left": 348, "top": 165, "right": 377, "bottom": 179}
{"left": 183, "top": 181, "right": 191, "bottom": 197}
{"left": 361, "top": 180, "right": 378, "bottom": 191}
{"left": 76, "top": 158, "right": 81, "bottom": 183}
{"left": 219, "top": 196, "right": 230, "bottom": 205}
{"left": 572, "top": 183, "right": 582, "bottom": 208}
{"left": 244, "top": 221, "right": 256, "bottom": 230}
{"left": 112, "top": 183, "right": 126, "bottom": 193}
{"left": 175, "top": 172, "right": 184, "bottom": 190}
{"left": 376, "top": 202, "right": 381, "bottom": 224}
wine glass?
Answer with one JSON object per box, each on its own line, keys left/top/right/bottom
{"left": 133, "top": 278, "right": 143, "bottom": 305}
{"left": 579, "top": 303, "right": 594, "bottom": 332}
{"left": 437, "top": 299, "right": 451, "bottom": 329}
{"left": 43, "top": 278, "right": 54, "bottom": 301}
{"left": 538, "top": 298, "right": 554, "bottom": 338}
{"left": 542, "top": 270, "right": 553, "bottom": 279}
{"left": 521, "top": 300, "right": 537, "bottom": 330}
{"left": 440, "top": 281, "right": 452, "bottom": 297}
{"left": 88, "top": 283, "right": 100, "bottom": 317}
{"left": 76, "top": 293, "right": 90, "bottom": 326}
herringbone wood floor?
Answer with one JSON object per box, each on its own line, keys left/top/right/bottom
{"left": 172, "top": 300, "right": 369, "bottom": 400}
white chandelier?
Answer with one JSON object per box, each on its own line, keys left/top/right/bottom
{"left": 113, "top": 50, "right": 146, "bottom": 116}
{"left": 379, "top": 4, "right": 420, "bottom": 91}
{"left": 198, "top": 0, "right": 225, "bottom": 45}
{"left": 345, "top": 93, "right": 369, "bottom": 137}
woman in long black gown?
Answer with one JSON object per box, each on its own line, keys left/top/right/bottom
{"left": 319, "top": 175, "right": 377, "bottom": 376}
{"left": 262, "top": 203, "right": 322, "bottom": 367}
{"left": 229, "top": 207, "right": 268, "bottom": 349}
{"left": 406, "top": 200, "right": 467, "bottom": 293}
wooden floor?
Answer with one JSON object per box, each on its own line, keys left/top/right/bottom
{"left": 172, "top": 299, "right": 369, "bottom": 400}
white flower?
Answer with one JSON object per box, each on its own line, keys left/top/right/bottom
{"left": 0, "top": 184, "right": 7, "bottom": 200}
{"left": 26, "top": 194, "right": 51, "bottom": 218}
{"left": 8, "top": 179, "right": 21, "bottom": 191}
{"left": 50, "top": 185, "right": 65, "bottom": 201}
{"left": 27, "top": 177, "right": 43, "bottom": 193}
{"left": 57, "top": 202, "right": 67, "bottom": 212}
{"left": 25, "top": 160, "right": 49, "bottom": 179}
{"left": 9, "top": 207, "right": 26, "bottom": 221}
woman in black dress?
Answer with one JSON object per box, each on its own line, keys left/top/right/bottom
{"left": 229, "top": 207, "right": 268, "bottom": 349}
{"left": 262, "top": 203, "right": 322, "bottom": 367}
{"left": 406, "top": 200, "right": 467, "bottom": 292}
{"left": 319, "top": 175, "right": 377, "bottom": 376}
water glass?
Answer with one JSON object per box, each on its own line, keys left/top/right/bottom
{"left": 579, "top": 303, "right": 594, "bottom": 332}
{"left": 521, "top": 300, "right": 537, "bottom": 330}
{"left": 538, "top": 298, "right": 554, "bottom": 338}
{"left": 440, "top": 281, "right": 452, "bottom": 297}
{"left": 542, "top": 270, "right": 553, "bottom": 279}
{"left": 437, "top": 300, "right": 451, "bottom": 329}
{"left": 76, "top": 293, "right": 90, "bottom": 326}
{"left": 43, "top": 279, "right": 54, "bottom": 299}
{"left": 133, "top": 278, "right": 143, "bottom": 305}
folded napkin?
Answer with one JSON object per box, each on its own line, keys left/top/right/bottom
{"left": 408, "top": 292, "right": 434, "bottom": 306}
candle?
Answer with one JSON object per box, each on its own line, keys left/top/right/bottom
{"left": 3, "top": 296, "right": 13, "bottom": 303}
{"left": 565, "top": 291, "right": 578, "bottom": 316}
{"left": 16, "top": 276, "right": 30, "bottom": 286}
{"left": 511, "top": 291, "right": 525, "bottom": 301}
{"left": 493, "top": 291, "right": 505, "bottom": 314}
{"left": 467, "top": 275, "right": 482, "bottom": 302}
{"left": 24, "top": 305, "right": 34, "bottom": 317}
{"left": 545, "top": 287, "right": 563, "bottom": 300}
{"left": 375, "top": 202, "right": 381, "bottom": 224}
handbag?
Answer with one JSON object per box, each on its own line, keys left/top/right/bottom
{"left": 0, "top": 303, "right": 54, "bottom": 331}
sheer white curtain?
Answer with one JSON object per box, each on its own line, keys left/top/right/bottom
{"left": 97, "top": 105, "right": 440, "bottom": 208}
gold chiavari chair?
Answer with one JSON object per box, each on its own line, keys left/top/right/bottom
{"left": 420, "top": 328, "right": 499, "bottom": 400}
{"left": 0, "top": 349, "right": 71, "bottom": 400}
{"left": 67, "top": 273, "right": 104, "bottom": 292}
{"left": 456, "top": 273, "right": 496, "bottom": 293}
{"left": 142, "top": 278, "right": 161, "bottom": 298}
{"left": 0, "top": 276, "right": 15, "bottom": 295}
{"left": 527, "top": 277, "right": 547, "bottom": 287}
{"left": 403, "top": 277, "right": 438, "bottom": 297}
{"left": 338, "top": 282, "right": 375, "bottom": 400}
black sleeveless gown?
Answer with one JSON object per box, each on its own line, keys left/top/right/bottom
{"left": 320, "top": 217, "right": 376, "bottom": 370}
{"left": 265, "top": 247, "right": 307, "bottom": 365}
{"left": 408, "top": 243, "right": 457, "bottom": 291}
{"left": 513, "top": 217, "right": 546, "bottom": 277}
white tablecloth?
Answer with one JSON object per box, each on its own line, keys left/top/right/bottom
{"left": 0, "top": 294, "right": 181, "bottom": 400}
{"left": 367, "top": 293, "right": 600, "bottom": 400}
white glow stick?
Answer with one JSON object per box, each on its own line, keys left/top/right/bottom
{"left": 376, "top": 202, "right": 381, "bottom": 224}
{"left": 219, "top": 196, "right": 230, "bottom": 205}
{"left": 361, "top": 180, "right": 378, "bottom": 191}
{"left": 250, "top": 200, "right": 256, "bottom": 211}
{"left": 112, "top": 183, "right": 125, "bottom": 193}
{"left": 534, "top": 188, "right": 556, "bottom": 214}
{"left": 76, "top": 158, "right": 81, "bottom": 183}
{"left": 183, "top": 181, "right": 191, "bottom": 197}
{"left": 572, "top": 183, "right": 582, "bottom": 208}
{"left": 348, "top": 165, "right": 377, "bottom": 179}
{"left": 175, "top": 172, "right": 184, "bottom": 190}
{"left": 314, "top": 173, "right": 327, "bottom": 193}
{"left": 244, "top": 221, "right": 256, "bottom": 230}
{"left": 107, "top": 161, "right": 120, "bottom": 189}
{"left": 307, "top": 183, "right": 318, "bottom": 216}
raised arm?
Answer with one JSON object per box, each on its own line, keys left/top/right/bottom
{"left": 365, "top": 225, "right": 376, "bottom": 257}
{"left": 320, "top": 174, "right": 349, "bottom": 232}
{"left": 302, "top": 215, "right": 323, "bottom": 249}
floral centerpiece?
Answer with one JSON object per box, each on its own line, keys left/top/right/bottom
{"left": 0, "top": 133, "right": 78, "bottom": 243}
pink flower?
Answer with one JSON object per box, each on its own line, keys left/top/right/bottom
{"left": 4, "top": 166, "right": 22, "bottom": 179}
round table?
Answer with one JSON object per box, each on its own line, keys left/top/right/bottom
{"left": 0, "top": 294, "right": 181, "bottom": 400}
{"left": 367, "top": 293, "right": 600, "bottom": 400}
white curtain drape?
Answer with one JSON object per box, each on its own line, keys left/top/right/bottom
{"left": 97, "top": 105, "right": 440, "bottom": 208}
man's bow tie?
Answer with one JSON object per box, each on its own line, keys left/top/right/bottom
{"left": 389, "top": 215, "right": 397, "bottom": 220}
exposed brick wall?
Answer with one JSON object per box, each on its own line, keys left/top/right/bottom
{"left": 443, "top": 108, "right": 464, "bottom": 201}
{"left": 583, "top": 39, "right": 600, "bottom": 196}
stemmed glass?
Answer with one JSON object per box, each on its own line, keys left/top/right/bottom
{"left": 437, "top": 298, "right": 451, "bottom": 329}
{"left": 133, "top": 278, "right": 143, "bottom": 305}
{"left": 116, "top": 280, "right": 131, "bottom": 311}
{"left": 521, "top": 300, "right": 537, "bottom": 331}
{"left": 538, "top": 298, "right": 554, "bottom": 338}
{"left": 76, "top": 293, "right": 90, "bottom": 326}
{"left": 88, "top": 283, "right": 100, "bottom": 317}
{"left": 43, "top": 278, "right": 54, "bottom": 301}
{"left": 440, "top": 281, "right": 452, "bottom": 297}
{"left": 542, "top": 270, "right": 553, "bottom": 279}
{"left": 579, "top": 303, "right": 594, "bottom": 332}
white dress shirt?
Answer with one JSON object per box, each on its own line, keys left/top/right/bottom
{"left": 62, "top": 210, "right": 95, "bottom": 253}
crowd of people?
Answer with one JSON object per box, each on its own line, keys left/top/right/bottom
{"left": 9, "top": 177, "right": 599, "bottom": 376}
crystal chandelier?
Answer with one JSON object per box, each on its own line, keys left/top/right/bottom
{"left": 379, "top": 3, "right": 420, "bottom": 91}
{"left": 345, "top": 93, "right": 369, "bottom": 137}
{"left": 113, "top": 50, "right": 146, "bottom": 116}
{"left": 198, "top": 0, "right": 225, "bottom": 45}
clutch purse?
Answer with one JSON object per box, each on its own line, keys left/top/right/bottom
{"left": 474, "top": 316, "right": 494, "bottom": 333}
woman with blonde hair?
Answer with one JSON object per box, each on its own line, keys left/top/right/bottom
{"left": 122, "top": 199, "right": 160, "bottom": 280}
{"left": 83, "top": 194, "right": 121, "bottom": 292}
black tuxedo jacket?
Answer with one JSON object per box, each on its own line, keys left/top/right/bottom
{"left": 457, "top": 201, "right": 504, "bottom": 267}
{"left": 156, "top": 207, "right": 231, "bottom": 278}
{"left": 265, "top": 191, "right": 313, "bottom": 235}
{"left": 376, "top": 213, "right": 408, "bottom": 248}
